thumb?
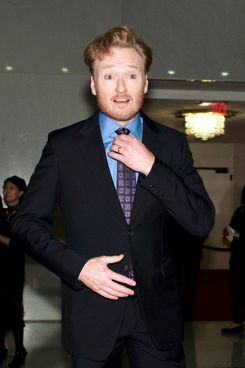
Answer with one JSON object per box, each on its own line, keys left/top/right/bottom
{"left": 103, "top": 254, "right": 125, "bottom": 265}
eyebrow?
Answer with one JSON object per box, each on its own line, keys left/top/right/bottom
{"left": 100, "top": 64, "right": 139, "bottom": 70}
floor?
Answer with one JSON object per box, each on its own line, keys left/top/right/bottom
{"left": 2, "top": 256, "right": 245, "bottom": 368}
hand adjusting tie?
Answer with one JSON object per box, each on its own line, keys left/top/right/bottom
{"left": 116, "top": 127, "right": 130, "bottom": 154}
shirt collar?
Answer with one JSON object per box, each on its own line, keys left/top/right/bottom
{"left": 99, "top": 112, "right": 143, "bottom": 143}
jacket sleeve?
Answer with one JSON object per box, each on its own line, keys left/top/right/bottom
{"left": 12, "top": 133, "right": 88, "bottom": 290}
{"left": 139, "top": 134, "right": 215, "bottom": 237}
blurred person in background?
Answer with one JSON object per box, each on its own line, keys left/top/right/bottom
{"left": 222, "top": 185, "right": 245, "bottom": 334}
{"left": 0, "top": 176, "right": 27, "bottom": 368}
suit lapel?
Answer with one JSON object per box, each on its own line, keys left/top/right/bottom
{"left": 75, "top": 115, "right": 128, "bottom": 227}
{"left": 130, "top": 117, "right": 160, "bottom": 225}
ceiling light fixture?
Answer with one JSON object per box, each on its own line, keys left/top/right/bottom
{"left": 177, "top": 103, "right": 234, "bottom": 141}
{"left": 61, "top": 67, "right": 69, "bottom": 73}
{"left": 198, "top": 102, "right": 211, "bottom": 107}
{"left": 5, "top": 65, "right": 13, "bottom": 71}
{"left": 184, "top": 112, "right": 225, "bottom": 140}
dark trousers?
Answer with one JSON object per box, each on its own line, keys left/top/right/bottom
{"left": 229, "top": 253, "right": 245, "bottom": 324}
{"left": 232, "top": 298, "right": 244, "bottom": 324}
{"left": 72, "top": 297, "right": 185, "bottom": 368}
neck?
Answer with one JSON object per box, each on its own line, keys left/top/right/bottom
{"left": 7, "top": 200, "right": 19, "bottom": 207}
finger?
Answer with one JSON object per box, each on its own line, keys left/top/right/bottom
{"left": 92, "top": 275, "right": 134, "bottom": 298}
{"left": 98, "top": 278, "right": 133, "bottom": 298}
{"left": 110, "top": 144, "right": 123, "bottom": 154}
{"left": 106, "top": 277, "right": 135, "bottom": 293}
{"left": 99, "top": 290, "right": 119, "bottom": 300}
{"left": 102, "top": 254, "right": 125, "bottom": 265}
{"left": 109, "top": 270, "right": 136, "bottom": 287}
{"left": 115, "top": 134, "right": 134, "bottom": 143}
{"left": 103, "top": 285, "right": 134, "bottom": 298}
{"left": 112, "top": 137, "right": 132, "bottom": 149}
{"left": 108, "top": 150, "right": 127, "bottom": 164}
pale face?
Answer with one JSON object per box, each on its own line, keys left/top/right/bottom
{"left": 90, "top": 47, "right": 148, "bottom": 125}
{"left": 3, "top": 181, "right": 23, "bottom": 206}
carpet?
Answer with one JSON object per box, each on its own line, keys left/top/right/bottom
{"left": 192, "top": 270, "right": 232, "bottom": 321}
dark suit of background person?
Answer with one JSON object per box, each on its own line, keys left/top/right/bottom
{"left": 12, "top": 26, "right": 215, "bottom": 367}
{"left": 222, "top": 185, "right": 245, "bottom": 334}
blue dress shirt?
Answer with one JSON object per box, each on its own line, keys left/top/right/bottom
{"left": 99, "top": 112, "right": 143, "bottom": 188}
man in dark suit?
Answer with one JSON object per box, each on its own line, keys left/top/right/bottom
{"left": 12, "top": 26, "right": 215, "bottom": 367}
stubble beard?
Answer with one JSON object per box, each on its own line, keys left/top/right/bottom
{"left": 96, "top": 94, "right": 145, "bottom": 123}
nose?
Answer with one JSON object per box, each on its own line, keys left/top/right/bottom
{"left": 116, "top": 77, "right": 126, "bottom": 93}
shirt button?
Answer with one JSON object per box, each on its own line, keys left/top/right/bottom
{"left": 123, "top": 265, "right": 129, "bottom": 272}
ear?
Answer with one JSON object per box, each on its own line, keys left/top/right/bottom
{"left": 144, "top": 76, "right": 149, "bottom": 94}
{"left": 90, "top": 75, "right": 97, "bottom": 96}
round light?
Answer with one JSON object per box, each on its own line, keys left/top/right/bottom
{"left": 5, "top": 65, "right": 13, "bottom": 71}
{"left": 61, "top": 67, "right": 69, "bottom": 73}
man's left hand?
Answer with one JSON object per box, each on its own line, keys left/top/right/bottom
{"left": 109, "top": 134, "right": 155, "bottom": 176}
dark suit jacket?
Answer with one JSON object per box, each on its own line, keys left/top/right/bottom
{"left": 12, "top": 112, "right": 215, "bottom": 360}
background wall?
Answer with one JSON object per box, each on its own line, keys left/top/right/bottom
{"left": 0, "top": 73, "right": 95, "bottom": 182}
{"left": 190, "top": 143, "right": 245, "bottom": 269}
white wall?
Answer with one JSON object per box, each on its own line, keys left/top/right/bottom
{"left": 0, "top": 72, "right": 95, "bottom": 186}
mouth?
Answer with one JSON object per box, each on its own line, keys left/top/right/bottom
{"left": 113, "top": 97, "right": 130, "bottom": 104}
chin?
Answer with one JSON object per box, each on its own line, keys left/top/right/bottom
{"left": 112, "top": 114, "right": 135, "bottom": 122}
{"left": 103, "top": 108, "right": 139, "bottom": 123}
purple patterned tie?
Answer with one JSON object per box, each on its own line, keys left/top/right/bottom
{"left": 116, "top": 128, "right": 136, "bottom": 225}
{"left": 116, "top": 127, "right": 135, "bottom": 280}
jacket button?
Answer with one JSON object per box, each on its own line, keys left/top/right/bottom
{"left": 128, "top": 231, "right": 134, "bottom": 236}
{"left": 123, "top": 265, "right": 129, "bottom": 272}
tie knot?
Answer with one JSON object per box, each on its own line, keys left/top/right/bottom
{"left": 116, "top": 127, "right": 130, "bottom": 135}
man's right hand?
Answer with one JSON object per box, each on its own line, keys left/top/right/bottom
{"left": 78, "top": 254, "right": 136, "bottom": 300}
